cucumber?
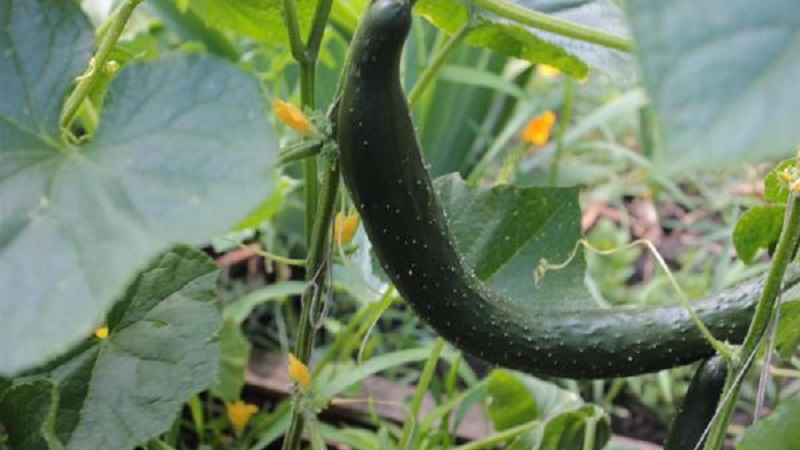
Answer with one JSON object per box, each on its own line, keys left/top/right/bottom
{"left": 336, "top": 0, "right": 796, "bottom": 378}
{"left": 664, "top": 356, "right": 727, "bottom": 450}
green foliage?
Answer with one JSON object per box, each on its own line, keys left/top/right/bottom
{"left": 187, "top": 0, "right": 320, "bottom": 44}
{"left": 733, "top": 205, "right": 784, "bottom": 263}
{"left": 0, "top": 246, "right": 221, "bottom": 450}
{"left": 486, "top": 369, "right": 610, "bottom": 450}
{"left": 627, "top": 0, "right": 800, "bottom": 174}
{"left": 415, "top": 0, "right": 587, "bottom": 77}
{"left": 210, "top": 320, "right": 251, "bottom": 401}
{"left": 765, "top": 159, "right": 796, "bottom": 203}
{"left": 0, "top": 380, "right": 60, "bottom": 450}
{"left": 436, "top": 174, "right": 590, "bottom": 308}
{"left": 736, "top": 392, "right": 800, "bottom": 450}
{"left": 0, "top": 0, "right": 276, "bottom": 375}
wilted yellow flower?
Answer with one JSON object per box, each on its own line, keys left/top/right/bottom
{"left": 94, "top": 326, "right": 109, "bottom": 339}
{"left": 521, "top": 110, "right": 556, "bottom": 146}
{"left": 779, "top": 168, "right": 794, "bottom": 183}
{"left": 287, "top": 353, "right": 311, "bottom": 389}
{"left": 334, "top": 213, "right": 359, "bottom": 245}
{"left": 273, "top": 99, "right": 312, "bottom": 134}
{"left": 226, "top": 400, "right": 258, "bottom": 435}
{"left": 537, "top": 64, "right": 561, "bottom": 78}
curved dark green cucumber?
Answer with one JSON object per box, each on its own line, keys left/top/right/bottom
{"left": 664, "top": 356, "right": 727, "bottom": 450}
{"left": 337, "top": 0, "right": 798, "bottom": 378}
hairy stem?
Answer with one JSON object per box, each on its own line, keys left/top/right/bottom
{"left": 60, "top": 0, "right": 144, "bottom": 132}
{"left": 704, "top": 192, "right": 800, "bottom": 450}
{"left": 471, "top": 0, "right": 632, "bottom": 52}
{"left": 279, "top": 0, "right": 335, "bottom": 448}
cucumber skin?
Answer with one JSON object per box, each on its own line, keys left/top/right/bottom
{"left": 664, "top": 356, "right": 727, "bottom": 450}
{"left": 337, "top": 0, "right": 789, "bottom": 379}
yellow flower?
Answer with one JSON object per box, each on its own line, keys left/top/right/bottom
{"left": 537, "top": 64, "right": 561, "bottom": 78}
{"left": 273, "top": 99, "right": 312, "bottom": 134}
{"left": 521, "top": 110, "right": 557, "bottom": 146}
{"left": 779, "top": 168, "right": 794, "bottom": 183}
{"left": 94, "top": 326, "right": 109, "bottom": 339}
{"left": 226, "top": 400, "right": 258, "bottom": 435}
{"left": 334, "top": 213, "right": 359, "bottom": 245}
{"left": 287, "top": 353, "right": 311, "bottom": 389}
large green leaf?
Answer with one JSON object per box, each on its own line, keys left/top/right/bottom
{"left": 486, "top": 369, "right": 610, "bottom": 450}
{"left": 0, "top": 380, "right": 60, "bottom": 450}
{"left": 627, "top": 0, "right": 800, "bottom": 174}
{"left": 0, "top": 246, "right": 221, "bottom": 450}
{"left": 737, "top": 392, "right": 800, "bottom": 450}
{"left": 436, "top": 174, "right": 591, "bottom": 309}
{"left": 0, "top": 0, "right": 275, "bottom": 375}
{"left": 514, "top": 0, "right": 633, "bottom": 77}
{"left": 415, "top": 0, "right": 632, "bottom": 78}
{"left": 188, "top": 0, "right": 319, "bottom": 45}
{"left": 415, "top": 0, "right": 585, "bottom": 78}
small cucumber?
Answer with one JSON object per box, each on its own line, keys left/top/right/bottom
{"left": 664, "top": 356, "right": 727, "bottom": 450}
{"left": 337, "top": 0, "right": 796, "bottom": 378}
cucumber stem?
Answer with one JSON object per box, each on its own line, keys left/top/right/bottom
{"left": 703, "top": 191, "right": 800, "bottom": 450}
{"left": 60, "top": 0, "right": 144, "bottom": 133}
{"left": 279, "top": 0, "right": 336, "bottom": 448}
{"left": 471, "top": 0, "right": 632, "bottom": 52}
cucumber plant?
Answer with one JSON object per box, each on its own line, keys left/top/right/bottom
{"left": 337, "top": 0, "right": 800, "bottom": 379}
{"left": 2, "top": 0, "right": 800, "bottom": 449}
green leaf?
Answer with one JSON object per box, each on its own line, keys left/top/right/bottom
{"left": 733, "top": 205, "right": 785, "bottom": 264}
{"left": 4, "top": 246, "right": 221, "bottom": 450}
{"left": 188, "top": 0, "right": 320, "bottom": 45}
{"left": 487, "top": 369, "right": 582, "bottom": 430}
{"left": 626, "top": 0, "right": 800, "bottom": 175}
{"left": 764, "top": 158, "right": 795, "bottom": 204}
{"left": 210, "top": 320, "right": 251, "bottom": 401}
{"left": 415, "top": 0, "right": 587, "bottom": 78}
{"left": 512, "top": 0, "right": 633, "bottom": 77}
{"left": 415, "top": 0, "right": 631, "bottom": 78}
{"left": 737, "top": 391, "right": 800, "bottom": 450}
{"left": 538, "top": 405, "right": 609, "bottom": 450}
{"left": 0, "top": 0, "right": 275, "bottom": 375}
{"left": 487, "top": 370, "right": 541, "bottom": 430}
{"left": 0, "top": 380, "right": 61, "bottom": 450}
{"left": 436, "top": 174, "right": 591, "bottom": 309}
{"left": 486, "top": 369, "right": 609, "bottom": 450}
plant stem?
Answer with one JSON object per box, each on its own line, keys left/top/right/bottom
{"left": 280, "top": 139, "right": 324, "bottom": 165}
{"left": 703, "top": 192, "right": 800, "bottom": 450}
{"left": 471, "top": 0, "right": 632, "bottom": 52}
{"left": 398, "top": 337, "right": 446, "bottom": 449}
{"left": 281, "top": 164, "right": 339, "bottom": 450}
{"left": 282, "top": 0, "right": 306, "bottom": 62}
{"left": 279, "top": 0, "right": 335, "bottom": 448}
{"left": 306, "top": 0, "right": 333, "bottom": 59}
{"left": 60, "top": 0, "right": 143, "bottom": 132}
{"left": 549, "top": 77, "right": 573, "bottom": 185}
{"left": 408, "top": 22, "right": 472, "bottom": 107}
